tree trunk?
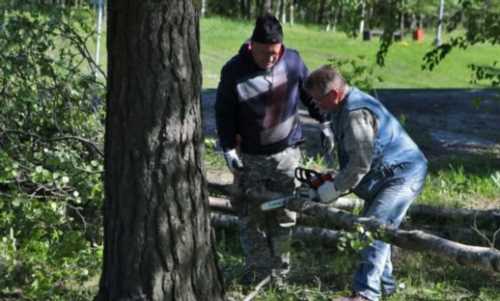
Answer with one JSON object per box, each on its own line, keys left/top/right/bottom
{"left": 289, "top": 0, "right": 294, "bottom": 25}
{"left": 279, "top": 0, "right": 287, "bottom": 24}
{"left": 359, "top": 0, "right": 366, "bottom": 37}
{"left": 263, "top": 0, "right": 272, "bottom": 14}
{"left": 410, "top": 13, "right": 416, "bottom": 30}
{"left": 327, "top": 1, "right": 340, "bottom": 32}
{"left": 240, "top": 0, "right": 247, "bottom": 19}
{"left": 435, "top": 0, "right": 445, "bottom": 46}
{"left": 317, "top": 0, "right": 327, "bottom": 24}
{"left": 248, "top": 0, "right": 253, "bottom": 19}
{"left": 96, "top": 1, "right": 225, "bottom": 300}
{"left": 201, "top": 0, "right": 207, "bottom": 17}
{"left": 399, "top": 11, "right": 405, "bottom": 37}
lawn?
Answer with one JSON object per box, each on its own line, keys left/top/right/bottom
{"left": 200, "top": 17, "right": 499, "bottom": 89}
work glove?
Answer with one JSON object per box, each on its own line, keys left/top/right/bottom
{"left": 317, "top": 180, "right": 342, "bottom": 204}
{"left": 223, "top": 149, "right": 244, "bottom": 173}
{"left": 320, "top": 122, "right": 335, "bottom": 155}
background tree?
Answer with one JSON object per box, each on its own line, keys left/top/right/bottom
{"left": 375, "top": 0, "right": 499, "bottom": 86}
{"left": 95, "top": 0, "right": 224, "bottom": 300}
{"left": 0, "top": 3, "right": 105, "bottom": 299}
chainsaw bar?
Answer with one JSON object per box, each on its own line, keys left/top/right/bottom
{"left": 260, "top": 195, "right": 295, "bottom": 211}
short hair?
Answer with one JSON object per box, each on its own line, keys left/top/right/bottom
{"left": 304, "top": 65, "right": 346, "bottom": 96}
{"left": 251, "top": 14, "right": 283, "bottom": 44}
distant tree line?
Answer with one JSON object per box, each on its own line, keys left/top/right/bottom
{"left": 1, "top": 0, "right": 98, "bottom": 7}
{"left": 202, "top": 0, "right": 471, "bottom": 36}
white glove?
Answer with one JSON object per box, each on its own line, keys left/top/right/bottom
{"left": 320, "top": 122, "right": 335, "bottom": 154}
{"left": 223, "top": 149, "right": 243, "bottom": 173}
{"left": 317, "top": 180, "right": 342, "bottom": 204}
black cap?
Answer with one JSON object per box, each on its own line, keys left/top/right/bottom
{"left": 251, "top": 14, "right": 283, "bottom": 44}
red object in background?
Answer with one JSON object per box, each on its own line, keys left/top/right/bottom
{"left": 413, "top": 28, "right": 424, "bottom": 42}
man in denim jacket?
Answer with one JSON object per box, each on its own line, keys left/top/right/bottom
{"left": 303, "top": 65, "right": 428, "bottom": 301}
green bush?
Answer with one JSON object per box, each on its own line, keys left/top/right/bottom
{"left": 0, "top": 4, "right": 103, "bottom": 299}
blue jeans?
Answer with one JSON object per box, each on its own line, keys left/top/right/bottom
{"left": 353, "top": 162, "right": 427, "bottom": 301}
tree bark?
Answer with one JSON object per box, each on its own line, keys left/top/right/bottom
{"left": 96, "top": 1, "right": 224, "bottom": 300}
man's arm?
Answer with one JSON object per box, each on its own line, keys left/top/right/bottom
{"left": 333, "top": 109, "right": 377, "bottom": 193}
{"left": 215, "top": 68, "right": 238, "bottom": 151}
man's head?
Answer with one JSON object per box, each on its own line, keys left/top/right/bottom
{"left": 304, "top": 65, "right": 349, "bottom": 111}
{"left": 250, "top": 14, "right": 283, "bottom": 70}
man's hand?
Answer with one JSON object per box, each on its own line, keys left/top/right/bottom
{"left": 320, "top": 122, "right": 335, "bottom": 154}
{"left": 317, "top": 180, "right": 342, "bottom": 204}
{"left": 223, "top": 149, "right": 244, "bottom": 173}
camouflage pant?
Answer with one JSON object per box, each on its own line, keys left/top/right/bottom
{"left": 235, "top": 146, "right": 301, "bottom": 283}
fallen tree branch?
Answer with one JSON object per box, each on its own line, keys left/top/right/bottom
{"left": 207, "top": 181, "right": 235, "bottom": 196}
{"left": 210, "top": 212, "right": 341, "bottom": 247}
{"left": 209, "top": 205, "right": 496, "bottom": 248}
{"left": 242, "top": 275, "right": 271, "bottom": 301}
{"left": 280, "top": 195, "right": 500, "bottom": 273}
{"left": 404, "top": 223, "right": 500, "bottom": 248}
{"left": 206, "top": 182, "right": 500, "bottom": 229}
{"left": 211, "top": 207, "right": 500, "bottom": 273}
{"left": 214, "top": 187, "right": 500, "bottom": 273}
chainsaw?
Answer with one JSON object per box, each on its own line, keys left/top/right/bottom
{"left": 260, "top": 167, "right": 334, "bottom": 211}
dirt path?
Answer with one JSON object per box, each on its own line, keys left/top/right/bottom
{"left": 202, "top": 88, "right": 500, "bottom": 159}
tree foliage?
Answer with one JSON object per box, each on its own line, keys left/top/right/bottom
{"left": 376, "top": 0, "right": 500, "bottom": 86}
{"left": 422, "top": 0, "right": 500, "bottom": 86}
{"left": 0, "top": 3, "right": 104, "bottom": 299}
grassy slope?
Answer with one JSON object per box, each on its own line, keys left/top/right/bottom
{"left": 200, "top": 17, "right": 499, "bottom": 89}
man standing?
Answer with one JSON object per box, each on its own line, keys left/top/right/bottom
{"left": 215, "top": 15, "right": 332, "bottom": 284}
{"left": 303, "top": 65, "right": 428, "bottom": 301}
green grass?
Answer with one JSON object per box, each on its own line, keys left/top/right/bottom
{"left": 419, "top": 154, "right": 500, "bottom": 208}
{"left": 216, "top": 228, "right": 500, "bottom": 301}
{"left": 200, "top": 17, "right": 499, "bottom": 89}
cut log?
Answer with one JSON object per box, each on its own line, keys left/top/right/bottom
{"left": 281, "top": 196, "right": 500, "bottom": 273}
{"left": 209, "top": 203, "right": 498, "bottom": 248}
{"left": 210, "top": 212, "right": 341, "bottom": 248}
{"left": 209, "top": 196, "right": 235, "bottom": 213}
{"left": 210, "top": 210, "right": 500, "bottom": 273}
{"left": 207, "top": 181, "right": 500, "bottom": 230}
{"left": 207, "top": 180, "right": 235, "bottom": 196}
{"left": 409, "top": 204, "right": 500, "bottom": 230}
{"left": 403, "top": 223, "right": 500, "bottom": 249}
